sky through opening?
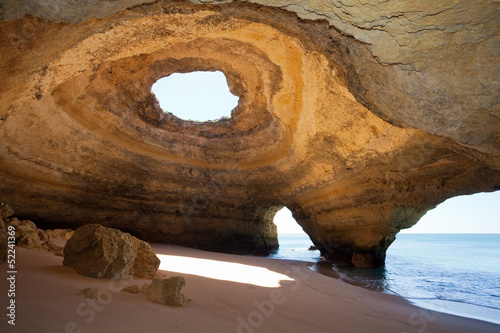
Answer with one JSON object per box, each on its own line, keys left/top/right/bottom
{"left": 274, "top": 191, "right": 500, "bottom": 234}
{"left": 151, "top": 71, "right": 239, "bottom": 121}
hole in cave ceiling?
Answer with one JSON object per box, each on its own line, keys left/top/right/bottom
{"left": 151, "top": 71, "right": 239, "bottom": 122}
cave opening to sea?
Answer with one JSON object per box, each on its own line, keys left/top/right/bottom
{"left": 271, "top": 207, "right": 320, "bottom": 262}
{"left": 151, "top": 71, "right": 239, "bottom": 122}
{"left": 268, "top": 193, "right": 500, "bottom": 325}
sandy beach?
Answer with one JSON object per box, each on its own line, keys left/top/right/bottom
{"left": 1, "top": 243, "right": 499, "bottom": 333}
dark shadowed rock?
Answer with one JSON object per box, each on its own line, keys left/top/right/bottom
{"left": 7, "top": 218, "right": 40, "bottom": 249}
{"left": 0, "top": 203, "right": 14, "bottom": 219}
{"left": 63, "top": 224, "right": 160, "bottom": 279}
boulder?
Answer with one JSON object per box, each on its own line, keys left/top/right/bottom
{"left": 37, "top": 228, "right": 50, "bottom": 243}
{"left": 0, "top": 203, "right": 14, "bottom": 219}
{"left": 7, "top": 217, "right": 36, "bottom": 231}
{"left": 7, "top": 218, "right": 41, "bottom": 249}
{"left": 133, "top": 241, "right": 161, "bottom": 279}
{"left": 63, "top": 224, "right": 160, "bottom": 279}
{"left": 121, "top": 285, "right": 140, "bottom": 294}
{"left": 40, "top": 240, "right": 63, "bottom": 252}
{"left": 45, "top": 229, "right": 75, "bottom": 240}
{"left": 141, "top": 277, "right": 189, "bottom": 307}
{"left": 77, "top": 287, "right": 98, "bottom": 299}
{"left": 3, "top": 218, "right": 62, "bottom": 252}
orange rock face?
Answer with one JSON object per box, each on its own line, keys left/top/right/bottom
{"left": 1, "top": 1, "right": 499, "bottom": 267}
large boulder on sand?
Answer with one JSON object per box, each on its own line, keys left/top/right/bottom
{"left": 63, "top": 224, "right": 160, "bottom": 279}
{"left": 133, "top": 241, "right": 161, "bottom": 279}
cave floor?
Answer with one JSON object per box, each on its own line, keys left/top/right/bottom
{"left": 1, "top": 242, "right": 498, "bottom": 333}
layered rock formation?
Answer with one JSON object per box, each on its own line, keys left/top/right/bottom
{"left": 0, "top": 0, "right": 499, "bottom": 267}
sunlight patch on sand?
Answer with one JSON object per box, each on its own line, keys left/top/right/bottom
{"left": 157, "top": 254, "right": 294, "bottom": 287}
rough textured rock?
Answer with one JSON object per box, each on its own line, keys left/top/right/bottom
{"left": 45, "top": 229, "right": 75, "bottom": 240}
{"left": 122, "top": 285, "right": 141, "bottom": 294}
{"left": 63, "top": 224, "right": 160, "bottom": 279}
{"left": 141, "top": 277, "right": 189, "bottom": 307}
{"left": 0, "top": 203, "right": 14, "bottom": 219}
{"left": 7, "top": 218, "right": 39, "bottom": 248}
{"left": 76, "top": 287, "right": 98, "bottom": 300}
{"left": 133, "top": 241, "right": 162, "bottom": 279}
{"left": 0, "top": 0, "right": 499, "bottom": 267}
{"left": 4, "top": 217, "right": 64, "bottom": 252}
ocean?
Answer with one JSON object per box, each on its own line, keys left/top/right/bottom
{"left": 268, "top": 233, "right": 500, "bottom": 325}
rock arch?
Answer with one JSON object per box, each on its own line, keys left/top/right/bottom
{"left": 1, "top": 0, "right": 499, "bottom": 267}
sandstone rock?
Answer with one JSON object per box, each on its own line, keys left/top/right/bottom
{"left": 141, "top": 277, "right": 189, "bottom": 307}
{"left": 40, "top": 240, "right": 63, "bottom": 252}
{"left": 0, "top": 1, "right": 499, "bottom": 268}
{"left": 63, "top": 224, "right": 160, "bottom": 279}
{"left": 7, "top": 218, "right": 40, "bottom": 249}
{"left": 46, "top": 229, "right": 75, "bottom": 240}
{"left": 351, "top": 252, "right": 375, "bottom": 269}
{"left": 3, "top": 217, "right": 66, "bottom": 252}
{"left": 7, "top": 218, "right": 37, "bottom": 232}
{"left": 77, "top": 287, "right": 98, "bottom": 299}
{"left": 16, "top": 229, "right": 41, "bottom": 249}
{"left": 122, "top": 285, "right": 141, "bottom": 294}
{"left": 37, "top": 228, "right": 50, "bottom": 243}
{"left": 133, "top": 241, "right": 161, "bottom": 279}
{"left": 0, "top": 203, "right": 14, "bottom": 219}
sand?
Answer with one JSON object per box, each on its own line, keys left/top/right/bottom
{"left": 1, "top": 243, "right": 499, "bottom": 333}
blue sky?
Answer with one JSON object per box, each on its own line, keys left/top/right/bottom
{"left": 151, "top": 71, "right": 238, "bottom": 121}
{"left": 152, "top": 71, "right": 499, "bottom": 234}
{"left": 399, "top": 191, "right": 500, "bottom": 234}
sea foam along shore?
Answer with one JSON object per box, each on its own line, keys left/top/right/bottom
{"left": 1, "top": 242, "right": 499, "bottom": 333}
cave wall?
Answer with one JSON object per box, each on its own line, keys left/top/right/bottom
{"left": 1, "top": 0, "right": 499, "bottom": 267}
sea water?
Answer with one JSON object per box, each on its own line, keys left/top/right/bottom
{"left": 268, "top": 233, "right": 500, "bottom": 325}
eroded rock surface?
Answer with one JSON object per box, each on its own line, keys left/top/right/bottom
{"left": 1, "top": 213, "right": 63, "bottom": 253}
{"left": 0, "top": 0, "right": 499, "bottom": 267}
{"left": 141, "top": 277, "right": 189, "bottom": 307}
{"left": 0, "top": 203, "right": 14, "bottom": 219}
{"left": 63, "top": 224, "right": 160, "bottom": 279}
